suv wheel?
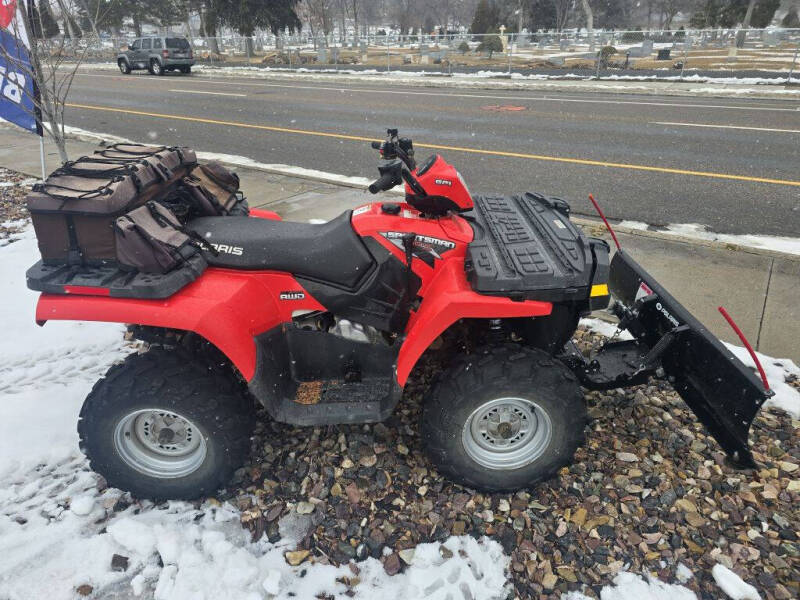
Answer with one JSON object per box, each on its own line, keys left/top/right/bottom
{"left": 118, "top": 59, "right": 131, "bottom": 74}
{"left": 180, "top": 66, "right": 191, "bottom": 74}
{"left": 149, "top": 59, "right": 164, "bottom": 76}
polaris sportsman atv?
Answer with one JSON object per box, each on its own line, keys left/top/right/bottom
{"left": 27, "top": 129, "right": 773, "bottom": 499}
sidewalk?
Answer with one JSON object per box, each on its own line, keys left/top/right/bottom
{"left": 2, "top": 126, "right": 797, "bottom": 361}
{"left": 77, "top": 63, "right": 800, "bottom": 100}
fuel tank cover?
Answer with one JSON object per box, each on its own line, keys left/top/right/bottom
{"left": 381, "top": 203, "right": 401, "bottom": 215}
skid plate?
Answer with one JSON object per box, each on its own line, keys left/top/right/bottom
{"left": 609, "top": 250, "right": 771, "bottom": 467}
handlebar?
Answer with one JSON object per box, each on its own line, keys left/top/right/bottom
{"left": 370, "top": 141, "right": 382, "bottom": 150}
{"left": 368, "top": 170, "right": 399, "bottom": 194}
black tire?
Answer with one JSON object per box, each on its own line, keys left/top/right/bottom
{"left": 118, "top": 59, "right": 131, "bottom": 74}
{"left": 78, "top": 348, "right": 255, "bottom": 500}
{"left": 180, "top": 66, "right": 192, "bottom": 74}
{"left": 421, "top": 345, "right": 586, "bottom": 491}
{"left": 149, "top": 59, "right": 164, "bottom": 76}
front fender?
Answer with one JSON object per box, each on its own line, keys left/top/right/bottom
{"left": 395, "top": 260, "right": 552, "bottom": 386}
{"left": 35, "top": 268, "right": 321, "bottom": 381}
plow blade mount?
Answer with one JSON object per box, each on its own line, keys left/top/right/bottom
{"left": 574, "top": 249, "right": 772, "bottom": 468}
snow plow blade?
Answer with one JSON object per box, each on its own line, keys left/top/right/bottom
{"left": 566, "top": 249, "right": 772, "bottom": 468}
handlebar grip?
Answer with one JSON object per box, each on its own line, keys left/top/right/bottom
{"left": 371, "top": 141, "right": 382, "bottom": 150}
{"left": 368, "top": 172, "right": 397, "bottom": 194}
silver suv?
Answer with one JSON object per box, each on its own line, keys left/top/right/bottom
{"left": 118, "top": 36, "right": 195, "bottom": 76}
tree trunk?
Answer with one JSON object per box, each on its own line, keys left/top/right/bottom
{"left": 352, "top": 0, "right": 359, "bottom": 45}
{"left": 581, "top": 0, "right": 594, "bottom": 52}
{"left": 133, "top": 14, "right": 142, "bottom": 38}
{"left": 78, "top": 0, "right": 101, "bottom": 40}
{"left": 737, "top": 0, "right": 756, "bottom": 48}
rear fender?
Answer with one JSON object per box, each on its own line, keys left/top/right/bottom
{"left": 35, "top": 269, "right": 324, "bottom": 381}
{"left": 250, "top": 208, "right": 281, "bottom": 221}
{"left": 396, "top": 259, "right": 552, "bottom": 385}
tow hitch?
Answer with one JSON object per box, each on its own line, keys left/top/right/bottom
{"left": 563, "top": 248, "right": 773, "bottom": 469}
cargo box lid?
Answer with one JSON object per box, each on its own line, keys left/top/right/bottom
{"left": 465, "top": 193, "right": 594, "bottom": 301}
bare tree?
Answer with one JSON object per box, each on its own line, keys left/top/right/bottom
{"left": 303, "top": 0, "right": 334, "bottom": 46}
{"left": 0, "top": 0, "right": 107, "bottom": 163}
{"left": 580, "top": 0, "right": 594, "bottom": 50}
{"left": 553, "top": 0, "right": 572, "bottom": 31}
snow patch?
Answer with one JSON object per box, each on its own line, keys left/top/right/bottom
{"left": 580, "top": 317, "right": 634, "bottom": 341}
{"left": 565, "top": 571, "right": 698, "bottom": 600}
{"left": 723, "top": 343, "right": 800, "bottom": 418}
{"left": 618, "top": 220, "right": 651, "bottom": 230}
{"left": 711, "top": 564, "right": 762, "bottom": 600}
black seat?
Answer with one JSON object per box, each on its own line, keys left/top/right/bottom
{"left": 188, "top": 211, "right": 374, "bottom": 289}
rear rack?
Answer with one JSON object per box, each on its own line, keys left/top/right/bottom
{"left": 26, "top": 255, "right": 207, "bottom": 299}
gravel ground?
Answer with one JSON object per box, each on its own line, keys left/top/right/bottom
{"left": 0, "top": 167, "right": 35, "bottom": 241}
{"left": 2, "top": 167, "right": 798, "bottom": 599}
{"left": 221, "top": 326, "right": 799, "bottom": 599}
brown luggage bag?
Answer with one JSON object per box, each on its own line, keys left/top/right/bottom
{"left": 183, "top": 161, "right": 241, "bottom": 216}
{"left": 27, "top": 144, "right": 197, "bottom": 265}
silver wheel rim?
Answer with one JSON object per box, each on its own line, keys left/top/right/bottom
{"left": 461, "top": 397, "right": 552, "bottom": 470}
{"left": 113, "top": 409, "right": 207, "bottom": 478}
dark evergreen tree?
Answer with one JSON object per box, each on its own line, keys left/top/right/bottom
{"left": 783, "top": 7, "right": 799, "bottom": 27}
{"left": 471, "top": 0, "right": 497, "bottom": 34}
{"left": 213, "top": 0, "right": 301, "bottom": 55}
{"left": 477, "top": 33, "right": 503, "bottom": 56}
{"left": 32, "top": 2, "right": 62, "bottom": 38}
{"left": 750, "top": 0, "right": 779, "bottom": 26}
{"left": 526, "top": 0, "right": 557, "bottom": 30}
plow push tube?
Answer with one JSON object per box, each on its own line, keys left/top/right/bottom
{"left": 601, "top": 249, "right": 772, "bottom": 467}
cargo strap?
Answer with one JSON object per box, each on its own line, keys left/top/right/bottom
{"left": 65, "top": 215, "right": 83, "bottom": 265}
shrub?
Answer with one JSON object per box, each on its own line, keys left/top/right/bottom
{"left": 458, "top": 41, "right": 470, "bottom": 54}
{"left": 477, "top": 35, "right": 504, "bottom": 58}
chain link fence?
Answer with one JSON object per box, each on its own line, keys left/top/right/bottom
{"left": 63, "top": 28, "right": 800, "bottom": 80}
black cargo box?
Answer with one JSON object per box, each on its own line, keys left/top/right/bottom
{"left": 466, "top": 192, "right": 606, "bottom": 303}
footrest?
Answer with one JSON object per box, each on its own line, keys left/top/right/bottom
{"left": 273, "top": 378, "right": 400, "bottom": 426}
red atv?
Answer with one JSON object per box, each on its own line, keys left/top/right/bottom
{"left": 28, "top": 130, "right": 771, "bottom": 499}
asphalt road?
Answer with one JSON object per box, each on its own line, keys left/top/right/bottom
{"left": 65, "top": 69, "right": 800, "bottom": 236}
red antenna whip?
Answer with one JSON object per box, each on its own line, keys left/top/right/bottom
{"left": 588, "top": 194, "right": 621, "bottom": 251}
{"left": 718, "top": 306, "right": 770, "bottom": 392}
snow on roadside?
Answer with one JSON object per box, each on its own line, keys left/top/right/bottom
{"left": 663, "top": 223, "right": 800, "bottom": 257}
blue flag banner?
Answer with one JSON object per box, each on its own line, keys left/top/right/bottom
{"left": 0, "top": 1, "right": 38, "bottom": 133}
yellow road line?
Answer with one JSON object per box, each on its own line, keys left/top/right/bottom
{"left": 65, "top": 102, "right": 800, "bottom": 188}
